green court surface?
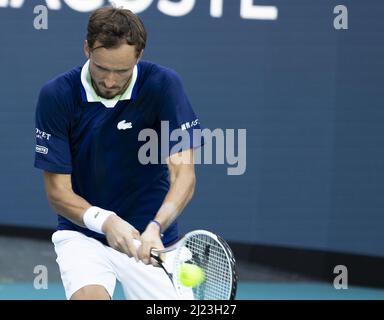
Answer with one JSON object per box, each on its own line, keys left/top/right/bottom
{"left": 0, "top": 282, "right": 383, "bottom": 300}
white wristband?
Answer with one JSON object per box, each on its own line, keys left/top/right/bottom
{"left": 82, "top": 206, "right": 116, "bottom": 234}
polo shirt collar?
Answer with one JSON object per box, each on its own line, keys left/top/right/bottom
{"left": 80, "top": 60, "right": 138, "bottom": 108}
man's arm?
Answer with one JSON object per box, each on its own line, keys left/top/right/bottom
{"left": 138, "top": 148, "right": 196, "bottom": 265}
{"left": 43, "top": 171, "right": 141, "bottom": 260}
{"left": 43, "top": 172, "right": 91, "bottom": 226}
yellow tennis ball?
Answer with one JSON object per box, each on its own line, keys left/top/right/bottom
{"left": 178, "top": 263, "right": 205, "bottom": 287}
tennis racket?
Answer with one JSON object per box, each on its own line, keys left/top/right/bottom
{"left": 136, "top": 230, "right": 237, "bottom": 300}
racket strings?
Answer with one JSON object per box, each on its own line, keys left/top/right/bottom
{"left": 182, "top": 234, "right": 232, "bottom": 300}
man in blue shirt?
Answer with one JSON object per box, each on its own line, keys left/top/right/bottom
{"left": 34, "top": 7, "right": 201, "bottom": 300}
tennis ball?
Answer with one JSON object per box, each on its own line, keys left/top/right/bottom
{"left": 178, "top": 263, "right": 205, "bottom": 287}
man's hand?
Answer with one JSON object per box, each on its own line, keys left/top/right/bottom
{"left": 138, "top": 222, "right": 164, "bottom": 266}
{"left": 102, "top": 215, "right": 141, "bottom": 261}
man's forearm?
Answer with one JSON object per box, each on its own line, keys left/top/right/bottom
{"left": 47, "top": 187, "right": 91, "bottom": 227}
{"left": 153, "top": 170, "right": 196, "bottom": 232}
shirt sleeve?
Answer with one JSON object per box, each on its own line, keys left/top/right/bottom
{"left": 34, "top": 83, "right": 72, "bottom": 173}
{"left": 156, "top": 71, "right": 203, "bottom": 159}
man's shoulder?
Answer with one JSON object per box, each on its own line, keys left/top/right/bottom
{"left": 40, "top": 66, "right": 82, "bottom": 99}
{"left": 138, "top": 60, "right": 182, "bottom": 88}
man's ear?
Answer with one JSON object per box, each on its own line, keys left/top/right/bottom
{"left": 84, "top": 40, "right": 90, "bottom": 59}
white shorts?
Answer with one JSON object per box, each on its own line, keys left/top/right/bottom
{"left": 52, "top": 230, "right": 193, "bottom": 300}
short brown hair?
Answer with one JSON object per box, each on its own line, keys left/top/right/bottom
{"left": 87, "top": 7, "right": 147, "bottom": 57}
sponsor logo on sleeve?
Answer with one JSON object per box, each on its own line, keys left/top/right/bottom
{"left": 36, "top": 128, "right": 51, "bottom": 141}
{"left": 36, "top": 145, "right": 48, "bottom": 154}
{"left": 181, "top": 119, "right": 199, "bottom": 131}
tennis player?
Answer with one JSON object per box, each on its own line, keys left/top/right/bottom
{"left": 34, "top": 7, "right": 202, "bottom": 300}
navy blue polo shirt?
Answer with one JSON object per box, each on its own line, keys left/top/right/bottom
{"left": 34, "top": 60, "right": 202, "bottom": 246}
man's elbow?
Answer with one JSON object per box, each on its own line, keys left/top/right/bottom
{"left": 45, "top": 184, "right": 70, "bottom": 212}
{"left": 45, "top": 188, "right": 62, "bottom": 210}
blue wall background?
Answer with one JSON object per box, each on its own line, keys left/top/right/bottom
{"left": 0, "top": 0, "right": 383, "bottom": 257}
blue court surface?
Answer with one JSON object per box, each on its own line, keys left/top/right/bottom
{"left": 0, "top": 281, "right": 383, "bottom": 300}
{"left": 1, "top": 236, "right": 383, "bottom": 300}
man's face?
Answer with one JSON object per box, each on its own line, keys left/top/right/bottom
{"left": 84, "top": 40, "right": 140, "bottom": 99}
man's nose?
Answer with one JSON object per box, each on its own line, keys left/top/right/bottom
{"left": 104, "top": 73, "right": 117, "bottom": 88}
